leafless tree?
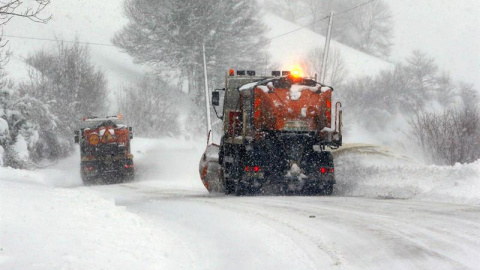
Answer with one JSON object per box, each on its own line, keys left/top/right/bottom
{"left": 113, "top": 0, "right": 268, "bottom": 98}
{"left": 410, "top": 108, "right": 480, "bottom": 165}
{"left": 343, "top": 0, "right": 393, "bottom": 58}
{"left": 269, "top": 0, "right": 393, "bottom": 58}
{"left": 339, "top": 50, "right": 466, "bottom": 134}
{"left": 0, "top": 0, "right": 51, "bottom": 66}
{"left": 458, "top": 83, "right": 479, "bottom": 110}
{"left": 0, "top": 0, "right": 51, "bottom": 25}
{"left": 264, "top": 0, "right": 306, "bottom": 23}
{"left": 20, "top": 41, "right": 108, "bottom": 146}
{"left": 303, "top": 46, "right": 347, "bottom": 86}
{"left": 117, "top": 74, "right": 184, "bottom": 137}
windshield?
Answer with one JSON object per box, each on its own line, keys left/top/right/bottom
{"left": 81, "top": 119, "right": 125, "bottom": 129}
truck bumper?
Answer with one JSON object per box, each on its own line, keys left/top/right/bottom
{"left": 81, "top": 158, "right": 134, "bottom": 182}
{"left": 240, "top": 173, "right": 335, "bottom": 191}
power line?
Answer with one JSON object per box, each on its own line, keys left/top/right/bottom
{"left": 265, "top": 0, "right": 378, "bottom": 42}
{"left": 265, "top": 15, "right": 330, "bottom": 42}
{"left": 2, "top": 34, "right": 116, "bottom": 47}
{"left": 3, "top": 0, "right": 378, "bottom": 48}
{"left": 333, "top": 0, "right": 377, "bottom": 17}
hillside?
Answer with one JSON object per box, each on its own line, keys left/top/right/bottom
{"left": 264, "top": 13, "right": 393, "bottom": 80}
{"left": 4, "top": 1, "right": 391, "bottom": 94}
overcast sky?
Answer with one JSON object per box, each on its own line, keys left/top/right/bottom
{"left": 386, "top": 0, "right": 479, "bottom": 90}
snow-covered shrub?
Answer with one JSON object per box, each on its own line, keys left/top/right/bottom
{"left": 0, "top": 73, "right": 65, "bottom": 168}
{"left": 20, "top": 41, "right": 108, "bottom": 151}
{"left": 410, "top": 108, "right": 480, "bottom": 165}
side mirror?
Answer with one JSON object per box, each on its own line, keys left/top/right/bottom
{"left": 212, "top": 91, "right": 220, "bottom": 106}
{"left": 212, "top": 88, "right": 225, "bottom": 120}
{"left": 128, "top": 127, "right": 133, "bottom": 139}
{"left": 74, "top": 130, "right": 80, "bottom": 143}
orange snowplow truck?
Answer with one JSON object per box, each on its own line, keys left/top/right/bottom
{"left": 200, "top": 69, "right": 342, "bottom": 195}
{"left": 74, "top": 115, "right": 134, "bottom": 184}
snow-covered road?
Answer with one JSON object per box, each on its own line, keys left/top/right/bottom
{"left": 1, "top": 138, "right": 479, "bottom": 269}
{"left": 91, "top": 183, "right": 479, "bottom": 270}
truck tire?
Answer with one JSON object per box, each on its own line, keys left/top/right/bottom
{"left": 322, "top": 185, "right": 333, "bottom": 195}
{"left": 224, "top": 177, "right": 235, "bottom": 194}
{"left": 223, "top": 152, "right": 243, "bottom": 195}
{"left": 234, "top": 181, "right": 246, "bottom": 196}
{"left": 81, "top": 174, "right": 95, "bottom": 185}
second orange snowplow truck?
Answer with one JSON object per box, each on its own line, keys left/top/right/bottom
{"left": 200, "top": 70, "right": 342, "bottom": 195}
{"left": 74, "top": 116, "right": 134, "bottom": 184}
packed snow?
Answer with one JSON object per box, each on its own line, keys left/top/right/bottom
{"left": 1, "top": 137, "right": 479, "bottom": 269}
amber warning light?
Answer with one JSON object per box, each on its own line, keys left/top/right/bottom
{"left": 290, "top": 65, "right": 304, "bottom": 78}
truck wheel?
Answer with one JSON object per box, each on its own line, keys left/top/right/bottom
{"left": 322, "top": 185, "right": 334, "bottom": 196}
{"left": 234, "top": 181, "right": 247, "bottom": 196}
{"left": 224, "top": 178, "right": 235, "bottom": 194}
{"left": 122, "top": 172, "right": 134, "bottom": 183}
{"left": 81, "top": 174, "right": 95, "bottom": 185}
{"left": 302, "top": 186, "right": 319, "bottom": 196}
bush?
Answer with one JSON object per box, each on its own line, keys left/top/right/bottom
{"left": 410, "top": 108, "right": 480, "bottom": 165}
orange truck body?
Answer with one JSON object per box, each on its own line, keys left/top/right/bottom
{"left": 200, "top": 72, "right": 342, "bottom": 195}
{"left": 252, "top": 86, "right": 332, "bottom": 132}
{"left": 75, "top": 117, "right": 134, "bottom": 184}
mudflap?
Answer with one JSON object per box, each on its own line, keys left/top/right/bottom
{"left": 80, "top": 158, "right": 134, "bottom": 185}
{"left": 199, "top": 144, "right": 224, "bottom": 193}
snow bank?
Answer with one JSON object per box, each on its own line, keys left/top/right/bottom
{"left": 0, "top": 180, "right": 189, "bottom": 270}
{"left": 0, "top": 137, "right": 201, "bottom": 269}
{"left": 334, "top": 145, "right": 480, "bottom": 205}
{"left": 0, "top": 147, "right": 82, "bottom": 188}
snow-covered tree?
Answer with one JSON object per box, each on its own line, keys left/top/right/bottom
{"left": 114, "top": 0, "right": 269, "bottom": 137}
{"left": 0, "top": 70, "right": 63, "bottom": 167}
{"left": 20, "top": 41, "right": 108, "bottom": 144}
{"left": 117, "top": 74, "right": 185, "bottom": 137}
{"left": 339, "top": 51, "right": 466, "bottom": 131}
{"left": 113, "top": 0, "right": 268, "bottom": 98}
{"left": 0, "top": 0, "right": 55, "bottom": 167}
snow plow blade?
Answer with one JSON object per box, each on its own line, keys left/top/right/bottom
{"left": 199, "top": 144, "right": 223, "bottom": 193}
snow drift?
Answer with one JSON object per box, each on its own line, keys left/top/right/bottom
{"left": 334, "top": 144, "right": 480, "bottom": 205}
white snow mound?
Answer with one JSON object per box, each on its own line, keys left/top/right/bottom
{"left": 334, "top": 144, "right": 480, "bottom": 205}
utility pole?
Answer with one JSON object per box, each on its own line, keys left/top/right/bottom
{"left": 202, "top": 43, "right": 213, "bottom": 144}
{"left": 320, "top": 11, "right": 334, "bottom": 84}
